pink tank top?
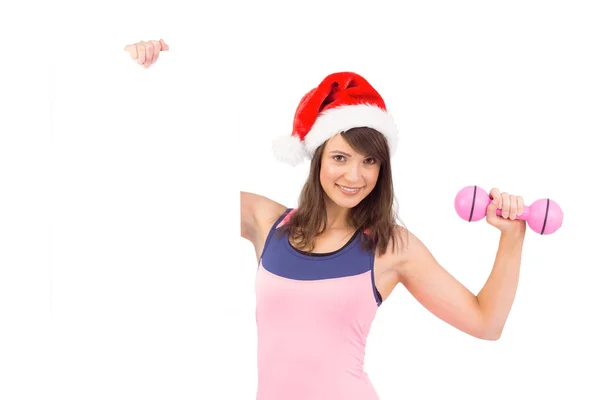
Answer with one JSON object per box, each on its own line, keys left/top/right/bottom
{"left": 255, "top": 209, "right": 382, "bottom": 400}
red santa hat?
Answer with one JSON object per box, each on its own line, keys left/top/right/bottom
{"left": 272, "top": 71, "right": 399, "bottom": 166}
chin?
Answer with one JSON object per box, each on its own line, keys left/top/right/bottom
{"left": 331, "top": 197, "right": 362, "bottom": 209}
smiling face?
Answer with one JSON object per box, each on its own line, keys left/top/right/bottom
{"left": 319, "top": 133, "right": 381, "bottom": 210}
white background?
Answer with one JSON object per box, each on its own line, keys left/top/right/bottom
{"left": 1, "top": 0, "right": 599, "bottom": 399}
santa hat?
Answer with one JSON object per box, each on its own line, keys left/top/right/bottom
{"left": 272, "top": 71, "right": 399, "bottom": 166}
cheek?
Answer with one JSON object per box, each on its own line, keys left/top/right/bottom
{"left": 320, "top": 163, "right": 339, "bottom": 182}
{"left": 365, "top": 168, "right": 380, "bottom": 187}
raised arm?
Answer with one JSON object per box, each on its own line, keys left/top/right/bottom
{"left": 241, "top": 191, "right": 287, "bottom": 260}
{"left": 393, "top": 188, "right": 526, "bottom": 340}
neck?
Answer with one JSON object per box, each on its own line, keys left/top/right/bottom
{"left": 324, "top": 196, "right": 352, "bottom": 231}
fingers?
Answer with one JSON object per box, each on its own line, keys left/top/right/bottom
{"left": 516, "top": 195, "right": 524, "bottom": 217}
{"left": 492, "top": 189, "right": 525, "bottom": 220}
{"left": 136, "top": 42, "right": 147, "bottom": 65}
{"left": 124, "top": 44, "right": 137, "bottom": 59}
{"left": 151, "top": 40, "right": 161, "bottom": 64}
{"left": 143, "top": 41, "right": 154, "bottom": 68}
{"left": 489, "top": 187, "right": 501, "bottom": 206}
{"left": 159, "top": 39, "right": 169, "bottom": 51}
{"left": 508, "top": 194, "right": 518, "bottom": 219}
{"left": 124, "top": 39, "right": 167, "bottom": 68}
{"left": 499, "top": 192, "right": 510, "bottom": 218}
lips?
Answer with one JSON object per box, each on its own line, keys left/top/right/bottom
{"left": 336, "top": 184, "right": 362, "bottom": 195}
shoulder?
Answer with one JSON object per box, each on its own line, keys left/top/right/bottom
{"left": 376, "top": 225, "right": 428, "bottom": 275}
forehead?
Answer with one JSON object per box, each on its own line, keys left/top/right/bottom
{"left": 325, "top": 133, "right": 353, "bottom": 151}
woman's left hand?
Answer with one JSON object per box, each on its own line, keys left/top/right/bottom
{"left": 486, "top": 188, "right": 527, "bottom": 235}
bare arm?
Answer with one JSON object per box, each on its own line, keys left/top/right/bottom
{"left": 240, "top": 191, "right": 261, "bottom": 242}
{"left": 395, "top": 228, "right": 525, "bottom": 341}
{"left": 240, "top": 191, "right": 287, "bottom": 259}
{"left": 474, "top": 230, "right": 525, "bottom": 338}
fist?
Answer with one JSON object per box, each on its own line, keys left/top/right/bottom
{"left": 486, "top": 188, "right": 526, "bottom": 234}
{"left": 124, "top": 39, "right": 169, "bottom": 68}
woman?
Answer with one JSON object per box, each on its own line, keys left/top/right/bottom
{"left": 241, "top": 71, "right": 526, "bottom": 400}
{"left": 126, "top": 42, "right": 527, "bottom": 400}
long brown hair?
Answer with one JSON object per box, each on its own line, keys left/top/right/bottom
{"left": 280, "top": 127, "right": 406, "bottom": 256}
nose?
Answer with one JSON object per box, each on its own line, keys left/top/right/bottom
{"left": 344, "top": 162, "right": 360, "bottom": 183}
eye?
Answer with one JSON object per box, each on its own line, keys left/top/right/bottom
{"left": 333, "top": 155, "right": 345, "bottom": 162}
{"left": 364, "top": 157, "right": 377, "bottom": 165}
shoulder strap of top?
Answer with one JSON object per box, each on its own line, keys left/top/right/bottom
{"left": 275, "top": 208, "right": 296, "bottom": 229}
{"left": 258, "top": 208, "right": 294, "bottom": 263}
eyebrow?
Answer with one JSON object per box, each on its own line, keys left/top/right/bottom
{"left": 329, "top": 150, "right": 353, "bottom": 157}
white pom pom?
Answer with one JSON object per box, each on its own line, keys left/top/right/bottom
{"left": 272, "top": 134, "right": 308, "bottom": 166}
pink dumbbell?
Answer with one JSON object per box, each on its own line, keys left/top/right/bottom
{"left": 454, "top": 185, "right": 563, "bottom": 235}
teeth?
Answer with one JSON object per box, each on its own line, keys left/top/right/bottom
{"left": 339, "top": 185, "right": 359, "bottom": 192}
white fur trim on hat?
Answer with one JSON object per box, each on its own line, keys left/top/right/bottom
{"left": 272, "top": 133, "right": 308, "bottom": 166}
{"left": 303, "top": 104, "right": 399, "bottom": 157}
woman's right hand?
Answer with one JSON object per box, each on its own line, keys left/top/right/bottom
{"left": 124, "top": 39, "right": 169, "bottom": 68}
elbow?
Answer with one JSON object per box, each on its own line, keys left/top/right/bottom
{"left": 475, "top": 309, "right": 504, "bottom": 341}
{"left": 481, "top": 331, "right": 502, "bottom": 341}
{"left": 478, "top": 325, "right": 503, "bottom": 341}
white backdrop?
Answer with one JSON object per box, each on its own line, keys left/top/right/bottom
{"left": 1, "top": 1, "right": 599, "bottom": 399}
